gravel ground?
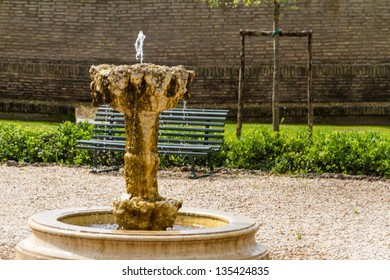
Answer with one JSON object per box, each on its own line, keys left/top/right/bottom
{"left": 1, "top": 163, "right": 389, "bottom": 260}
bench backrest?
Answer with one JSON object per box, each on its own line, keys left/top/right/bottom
{"left": 92, "top": 105, "right": 229, "bottom": 148}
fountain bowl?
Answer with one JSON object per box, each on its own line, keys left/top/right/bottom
{"left": 16, "top": 207, "right": 268, "bottom": 260}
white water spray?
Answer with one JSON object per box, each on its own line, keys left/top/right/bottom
{"left": 134, "top": 31, "right": 146, "bottom": 64}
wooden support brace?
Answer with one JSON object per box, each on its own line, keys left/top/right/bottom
{"left": 236, "top": 29, "right": 314, "bottom": 134}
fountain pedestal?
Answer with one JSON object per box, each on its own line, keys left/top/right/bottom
{"left": 89, "top": 63, "right": 194, "bottom": 230}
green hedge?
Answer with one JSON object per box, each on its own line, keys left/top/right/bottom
{"left": 219, "top": 128, "right": 390, "bottom": 177}
{"left": 0, "top": 121, "right": 93, "bottom": 165}
{"left": 0, "top": 122, "right": 389, "bottom": 178}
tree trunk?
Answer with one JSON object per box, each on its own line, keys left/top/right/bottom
{"left": 307, "top": 32, "right": 313, "bottom": 134}
{"left": 272, "top": 1, "right": 281, "bottom": 132}
{"left": 237, "top": 31, "right": 245, "bottom": 138}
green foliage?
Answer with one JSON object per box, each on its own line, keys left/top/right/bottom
{"left": 0, "top": 121, "right": 93, "bottom": 165}
{"left": 218, "top": 128, "right": 390, "bottom": 178}
{"left": 305, "top": 131, "right": 390, "bottom": 177}
{"left": 0, "top": 119, "right": 59, "bottom": 131}
{"left": 0, "top": 121, "right": 389, "bottom": 178}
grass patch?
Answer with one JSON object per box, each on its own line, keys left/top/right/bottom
{"left": 224, "top": 121, "right": 390, "bottom": 137}
{"left": 0, "top": 120, "right": 59, "bottom": 132}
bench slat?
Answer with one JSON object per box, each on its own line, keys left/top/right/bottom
{"left": 93, "top": 129, "right": 126, "bottom": 134}
{"left": 158, "top": 138, "right": 223, "bottom": 145}
{"left": 95, "top": 116, "right": 226, "bottom": 123}
{"left": 159, "top": 126, "right": 224, "bottom": 133}
{"left": 93, "top": 123, "right": 125, "bottom": 129}
{"left": 78, "top": 140, "right": 215, "bottom": 151}
{"left": 159, "top": 120, "right": 225, "bottom": 127}
{"left": 76, "top": 140, "right": 124, "bottom": 147}
{"left": 96, "top": 109, "right": 229, "bottom": 118}
{"left": 166, "top": 108, "right": 230, "bottom": 114}
{"left": 93, "top": 135, "right": 126, "bottom": 141}
{"left": 97, "top": 105, "right": 228, "bottom": 113}
{"left": 160, "top": 115, "right": 227, "bottom": 121}
{"left": 81, "top": 138, "right": 223, "bottom": 147}
{"left": 159, "top": 131, "right": 223, "bottom": 138}
{"left": 87, "top": 135, "right": 223, "bottom": 144}
{"left": 92, "top": 128, "right": 224, "bottom": 135}
{"left": 94, "top": 117, "right": 126, "bottom": 122}
{"left": 76, "top": 144, "right": 214, "bottom": 157}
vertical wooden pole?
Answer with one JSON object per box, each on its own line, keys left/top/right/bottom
{"left": 236, "top": 31, "right": 245, "bottom": 138}
{"left": 307, "top": 32, "right": 313, "bottom": 134}
{"left": 272, "top": 2, "right": 281, "bottom": 132}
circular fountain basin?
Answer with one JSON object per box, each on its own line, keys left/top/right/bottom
{"left": 15, "top": 207, "right": 269, "bottom": 260}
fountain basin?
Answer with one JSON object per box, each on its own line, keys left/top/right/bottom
{"left": 16, "top": 207, "right": 268, "bottom": 260}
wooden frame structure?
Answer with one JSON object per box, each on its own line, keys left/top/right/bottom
{"left": 237, "top": 29, "right": 313, "bottom": 137}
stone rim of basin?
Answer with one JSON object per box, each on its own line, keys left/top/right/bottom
{"left": 16, "top": 206, "right": 269, "bottom": 260}
{"left": 28, "top": 207, "right": 259, "bottom": 236}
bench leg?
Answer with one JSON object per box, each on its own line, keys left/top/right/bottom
{"left": 92, "top": 150, "right": 98, "bottom": 173}
{"left": 91, "top": 150, "right": 120, "bottom": 173}
{"left": 188, "top": 156, "right": 197, "bottom": 179}
{"left": 207, "top": 154, "right": 214, "bottom": 174}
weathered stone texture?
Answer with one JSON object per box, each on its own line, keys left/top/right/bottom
{"left": 89, "top": 64, "right": 194, "bottom": 230}
{"left": 0, "top": 0, "right": 389, "bottom": 123}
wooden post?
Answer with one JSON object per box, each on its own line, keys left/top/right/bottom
{"left": 236, "top": 30, "right": 245, "bottom": 138}
{"left": 272, "top": 2, "right": 281, "bottom": 132}
{"left": 307, "top": 32, "right": 313, "bottom": 134}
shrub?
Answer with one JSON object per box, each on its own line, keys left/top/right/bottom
{"left": 0, "top": 121, "right": 93, "bottom": 165}
{"left": 220, "top": 128, "right": 283, "bottom": 170}
{"left": 0, "top": 122, "right": 389, "bottom": 178}
{"left": 218, "top": 128, "right": 389, "bottom": 178}
{"left": 306, "top": 131, "right": 390, "bottom": 177}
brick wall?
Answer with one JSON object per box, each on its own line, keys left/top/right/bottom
{"left": 0, "top": 0, "right": 389, "bottom": 123}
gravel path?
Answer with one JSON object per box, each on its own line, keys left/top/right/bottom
{"left": 1, "top": 163, "right": 389, "bottom": 260}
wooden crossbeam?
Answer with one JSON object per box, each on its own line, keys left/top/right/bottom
{"left": 240, "top": 29, "right": 313, "bottom": 37}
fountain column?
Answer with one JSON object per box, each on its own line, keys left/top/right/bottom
{"left": 89, "top": 63, "right": 195, "bottom": 230}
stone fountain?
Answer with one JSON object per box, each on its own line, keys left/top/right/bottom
{"left": 15, "top": 33, "right": 268, "bottom": 260}
{"left": 90, "top": 63, "right": 193, "bottom": 231}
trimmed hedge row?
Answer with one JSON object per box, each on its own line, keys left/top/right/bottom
{"left": 0, "top": 122, "right": 389, "bottom": 178}
{"left": 0, "top": 121, "right": 92, "bottom": 165}
{"left": 217, "top": 128, "right": 390, "bottom": 177}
